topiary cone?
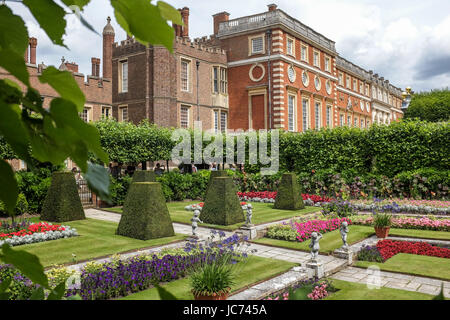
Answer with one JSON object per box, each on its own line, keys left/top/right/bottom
{"left": 274, "top": 173, "right": 305, "bottom": 210}
{"left": 200, "top": 176, "right": 244, "bottom": 225}
{"left": 41, "top": 172, "right": 85, "bottom": 222}
{"left": 132, "top": 170, "right": 156, "bottom": 183}
{"left": 116, "top": 182, "right": 174, "bottom": 240}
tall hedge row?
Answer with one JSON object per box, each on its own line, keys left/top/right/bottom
{"left": 2, "top": 119, "right": 448, "bottom": 178}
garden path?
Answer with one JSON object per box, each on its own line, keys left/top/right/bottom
{"left": 83, "top": 209, "right": 449, "bottom": 299}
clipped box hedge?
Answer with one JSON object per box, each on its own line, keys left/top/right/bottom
{"left": 116, "top": 182, "right": 175, "bottom": 240}
{"left": 200, "top": 176, "right": 245, "bottom": 225}
{"left": 274, "top": 172, "right": 305, "bottom": 210}
{"left": 40, "top": 172, "right": 85, "bottom": 222}
{"left": 132, "top": 170, "right": 156, "bottom": 183}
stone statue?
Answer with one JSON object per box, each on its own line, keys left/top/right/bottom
{"left": 245, "top": 203, "right": 253, "bottom": 226}
{"left": 340, "top": 221, "right": 349, "bottom": 250}
{"left": 191, "top": 209, "right": 203, "bottom": 237}
{"left": 309, "top": 232, "right": 323, "bottom": 262}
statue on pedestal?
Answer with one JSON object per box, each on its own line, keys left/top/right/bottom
{"left": 309, "top": 232, "right": 323, "bottom": 262}
{"left": 191, "top": 209, "right": 203, "bottom": 237}
{"left": 340, "top": 221, "right": 349, "bottom": 250}
{"left": 245, "top": 203, "right": 253, "bottom": 226}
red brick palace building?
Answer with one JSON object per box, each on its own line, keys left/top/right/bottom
{"left": 111, "top": 4, "right": 404, "bottom": 132}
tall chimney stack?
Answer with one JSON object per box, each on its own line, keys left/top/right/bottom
{"left": 29, "top": 37, "right": 37, "bottom": 65}
{"left": 174, "top": 9, "right": 183, "bottom": 37}
{"left": 91, "top": 57, "right": 100, "bottom": 77}
{"left": 102, "top": 16, "right": 115, "bottom": 79}
{"left": 213, "top": 12, "right": 230, "bottom": 35}
{"left": 181, "top": 7, "right": 189, "bottom": 37}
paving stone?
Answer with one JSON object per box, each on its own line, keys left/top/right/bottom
{"left": 331, "top": 274, "right": 359, "bottom": 283}
{"left": 405, "top": 282, "right": 421, "bottom": 290}
{"left": 385, "top": 281, "right": 409, "bottom": 290}
{"left": 417, "top": 284, "right": 440, "bottom": 295}
{"left": 412, "top": 277, "right": 445, "bottom": 286}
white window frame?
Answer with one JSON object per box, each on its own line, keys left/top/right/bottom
{"left": 220, "top": 67, "right": 227, "bottom": 94}
{"left": 313, "top": 49, "right": 320, "bottom": 68}
{"left": 287, "top": 93, "right": 296, "bottom": 132}
{"left": 180, "top": 105, "right": 190, "bottom": 128}
{"left": 181, "top": 58, "right": 190, "bottom": 92}
{"left": 119, "top": 105, "right": 128, "bottom": 122}
{"left": 119, "top": 60, "right": 128, "bottom": 93}
{"left": 101, "top": 106, "right": 112, "bottom": 119}
{"left": 286, "top": 35, "right": 295, "bottom": 57}
{"left": 220, "top": 111, "right": 227, "bottom": 133}
{"left": 300, "top": 44, "right": 308, "bottom": 62}
{"left": 340, "top": 114, "right": 344, "bottom": 126}
{"left": 326, "top": 105, "right": 333, "bottom": 127}
{"left": 314, "top": 100, "right": 322, "bottom": 129}
{"left": 338, "top": 72, "right": 344, "bottom": 86}
{"left": 302, "top": 98, "right": 309, "bottom": 132}
{"left": 213, "top": 110, "right": 219, "bottom": 133}
{"left": 324, "top": 55, "right": 331, "bottom": 72}
{"left": 249, "top": 34, "right": 265, "bottom": 55}
{"left": 346, "top": 75, "right": 351, "bottom": 89}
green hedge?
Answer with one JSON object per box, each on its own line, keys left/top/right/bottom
{"left": 116, "top": 182, "right": 175, "bottom": 240}
{"left": 274, "top": 173, "right": 305, "bottom": 210}
{"left": 40, "top": 172, "right": 85, "bottom": 222}
{"left": 0, "top": 193, "right": 28, "bottom": 218}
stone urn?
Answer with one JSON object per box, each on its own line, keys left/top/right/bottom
{"left": 374, "top": 226, "right": 390, "bottom": 238}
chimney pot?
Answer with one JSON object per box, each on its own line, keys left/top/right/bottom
{"left": 213, "top": 11, "right": 230, "bottom": 35}
{"left": 267, "top": 4, "right": 278, "bottom": 12}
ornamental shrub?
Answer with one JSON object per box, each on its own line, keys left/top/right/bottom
{"left": 116, "top": 182, "right": 175, "bottom": 240}
{"left": 274, "top": 173, "right": 305, "bottom": 210}
{"left": 40, "top": 172, "right": 85, "bottom": 222}
{"left": 200, "top": 177, "right": 245, "bottom": 225}
{"left": 131, "top": 170, "right": 156, "bottom": 183}
{"left": 109, "top": 175, "right": 132, "bottom": 206}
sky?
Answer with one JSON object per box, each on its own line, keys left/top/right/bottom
{"left": 8, "top": 0, "right": 450, "bottom": 92}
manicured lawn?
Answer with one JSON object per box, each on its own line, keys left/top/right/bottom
{"left": 105, "top": 201, "right": 320, "bottom": 231}
{"left": 14, "top": 218, "right": 187, "bottom": 267}
{"left": 387, "top": 228, "right": 450, "bottom": 241}
{"left": 253, "top": 225, "right": 374, "bottom": 253}
{"left": 120, "top": 256, "right": 297, "bottom": 300}
{"left": 355, "top": 253, "right": 450, "bottom": 280}
{"left": 325, "top": 279, "right": 433, "bottom": 300}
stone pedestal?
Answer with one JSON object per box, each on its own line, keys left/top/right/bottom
{"left": 239, "top": 224, "right": 257, "bottom": 240}
{"left": 334, "top": 247, "right": 353, "bottom": 264}
{"left": 305, "top": 260, "right": 324, "bottom": 279}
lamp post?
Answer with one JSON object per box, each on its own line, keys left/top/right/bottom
{"left": 401, "top": 87, "right": 413, "bottom": 111}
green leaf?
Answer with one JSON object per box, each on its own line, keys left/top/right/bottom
{"left": 0, "top": 244, "right": 49, "bottom": 289}
{"left": 0, "top": 101, "right": 31, "bottom": 162}
{"left": 83, "top": 163, "right": 111, "bottom": 203}
{"left": 49, "top": 98, "right": 108, "bottom": 164}
{"left": 0, "top": 6, "right": 29, "bottom": 55}
{"left": 29, "top": 287, "right": 45, "bottom": 300}
{"left": 39, "top": 67, "right": 85, "bottom": 112}
{"left": 157, "top": 1, "right": 183, "bottom": 25}
{"left": 0, "top": 49, "right": 30, "bottom": 86}
{"left": 0, "top": 159, "right": 18, "bottom": 214}
{"left": 66, "top": 294, "right": 82, "bottom": 300}
{"left": 111, "top": 0, "right": 174, "bottom": 51}
{"left": 47, "top": 282, "right": 66, "bottom": 300}
{"left": 155, "top": 284, "right": 178, "bottom": 300}
{"left": 61, "top": 0, "right": 90, "bottom": 11}
{"left": 23, "top": 0, "right": 67, "bottom": 47}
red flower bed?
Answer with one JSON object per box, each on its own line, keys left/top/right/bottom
{"left": 0, "top": 222, "right": 66, "bottom": 240}
{"left": 237, "top": 191, "right": 333, "bottom": 203}
{"left": 376, "top": 239, "right": 450, "bottom": 261}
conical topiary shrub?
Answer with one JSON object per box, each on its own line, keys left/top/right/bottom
{"left": 200, "top": 176, "right": 245, "bottom": 225}
{"left": 41, "top": 172, "right": 85, "bottom": 222}
{"left": 116, "top": 182, "right": 175, "bottom": 240}
{"left": 132, "top": 170, "right": 156, "bottom": 183}
{"left": 205, "top": 170, "right": 229, "bottom": 194}
{"left": 274, "top": 173, "right": 305, "bottom": 210}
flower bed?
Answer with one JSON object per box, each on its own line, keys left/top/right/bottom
{"left": 350, "top": 199, "right": 450, "bottom": 215}
{"left": 352, "top": 216, "right": 450, "bottom": 232}
{"left": 0, "top": 222, "right": 78, "bottom": 247}
{"left": 265, "top": 218, "right": 351, "bottom": 242}
{"left": 358, "top": 240, "right": 450, "bottom": 262}
{"left": 237, "top": 191, "right": 333, "bottom": 205}
{"left": 263, "top": 278, "right": 335, "bottom": 300}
